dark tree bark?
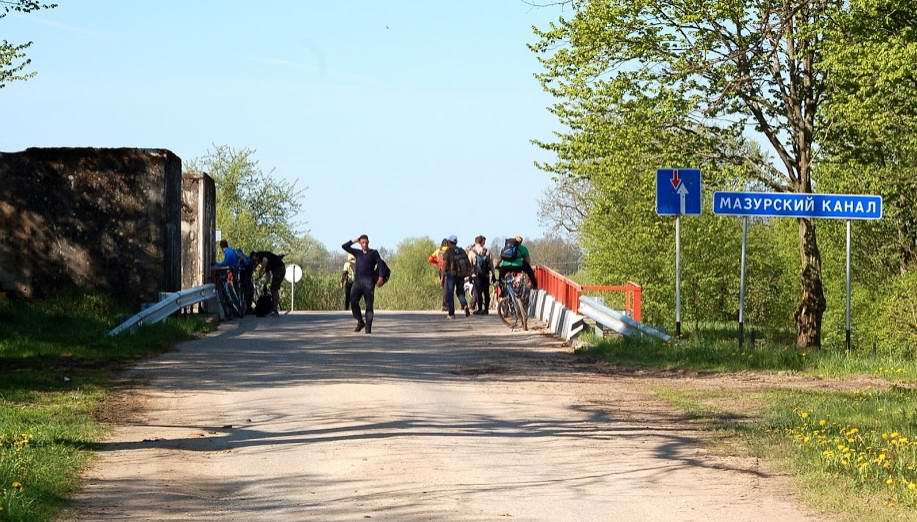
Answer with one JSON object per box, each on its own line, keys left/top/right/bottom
{"left": 795, "top": 217, "right": 826, "bottom": 347}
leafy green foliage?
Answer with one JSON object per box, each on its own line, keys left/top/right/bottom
{"left": 532, "top": 0, "right": 917, "bottom": 350}
{"left": 279, "top": 273, "right": 341, "bottom": 312}
{"left": 0, "top": 1, "right": 56, "bottom": 89}
{"left": 375, "top": 237, "right": 443, "bottom": 310}
{"left": 188, "top": 145, "right": 303, "bottom": 254}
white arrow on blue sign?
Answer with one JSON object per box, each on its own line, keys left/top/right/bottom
{"left": 656, "top": 169, "right": 702, "bottom": 216}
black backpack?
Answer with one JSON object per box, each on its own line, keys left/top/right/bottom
{"left": 474, "top": 250, "right": 490, "bottom": 275}
{"left": 500, "top": 239, "right": 520, "bottom": 261}
{"left": 254, "top": 285, "right": 274, "bottom": 317}
{"left": 452, "top": 247, "right": 473, "bottom": 278}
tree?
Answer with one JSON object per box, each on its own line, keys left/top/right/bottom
{"left": 525, "top": 234, "right": 583, "bottom": 276}
{"left": 188, "top": 145, "right": 303, "bottom": 254}
{"left": 1, "top": 1, "right": 56, "bottom": 88}
{"left": 532, "top": 0, "right": 849, "bottom": 347}
{"left": 538, "top": 176, "right": 592, "bottom": 238}
{"left": 819, "top": 0, "right": 917, "bottom": 273}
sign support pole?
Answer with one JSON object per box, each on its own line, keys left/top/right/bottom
{"left": 845, "top": 220, "right": 852, "bottom": 354}
{"left": 738, "top": 216, "right": 749, "bottom": 349}
{"left": 675, "top": 215, "right": 682, "bottom": 337}
{"left": 291, "top": 280, "right": 295, "bottom": 313}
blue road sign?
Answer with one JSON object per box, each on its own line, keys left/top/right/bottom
{"left": 656, "top": 169, "right": 702, "bottom": 216}
{"left": 713, "top": 192, "right": 882, "bottom": 220}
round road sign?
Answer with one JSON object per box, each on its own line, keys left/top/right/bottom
{"left": 285, "top": 264, "right": 303, "bottom": 283}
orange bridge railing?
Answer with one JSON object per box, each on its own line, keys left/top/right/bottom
{"left": 534, "top": 266, "right": 642, "bottom": 322}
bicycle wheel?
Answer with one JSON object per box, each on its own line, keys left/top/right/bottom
{"left": 497, "top": 298, "right": 515, "bottom": 328}
{"left": 512, "top": 294, "right": 528, "bottom": 331}
{"left": 223, "top": 282, "right": 243, "bottom": 318}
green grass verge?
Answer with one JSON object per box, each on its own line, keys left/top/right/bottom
{"left": 654, "top": 385, "right": 917, "bottom": 521}
{"left": 581, "top": 325, "right": 917, "bottom": 382}
{"left": 0, "top": 292, "right": 212, "bottom": 521}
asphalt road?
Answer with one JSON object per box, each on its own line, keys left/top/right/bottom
{"left": 68, "top": 312, "right": 815, "bottom": 521}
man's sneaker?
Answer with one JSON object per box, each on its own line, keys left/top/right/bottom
{"left": 481, "top": 310, "right": 489, "bottom": 315}
{"left": 473, "top": 310, "right": 483, "bottom": 316}
{"left": 447, "top": 314, "right": 456, "bottom": 320}
{"left": 365, "top": 326, "right": 372, "bottom": 334}
{"left": 354, "top": 322, "right": 365, "bottom": 332}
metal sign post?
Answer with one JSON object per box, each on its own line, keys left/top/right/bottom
{"left": 284, "top": 264, "right": 303, "bottom": 313}
{"left": 713, "top": 191, "right": 881, "bottom": 348}
{"left": 675, "top": 215, "right": 682, "bottom": 337}
{"left": 738, "top": 216, "right": 749, "bottom": 348}
{"left": 657, "top": 168, "right": 702, "bottom": 338}
{"left": 845, "top": 220, "right": 852, "bottom": 354}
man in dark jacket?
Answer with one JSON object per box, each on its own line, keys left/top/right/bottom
{"left": 442, "top": 235, "right": 470, "bottom": 319}
{"left": 342, "top": 234, "right": 386, "bottom": 333}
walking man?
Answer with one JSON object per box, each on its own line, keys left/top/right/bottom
{"left": 470, "top": 235, "right": 495, "bottom": 314}
{"left": 342, "top": 235, "right": 384, "bottom": 333}
{"left": 442, "top": 235, "right": 471, "bottom": 318}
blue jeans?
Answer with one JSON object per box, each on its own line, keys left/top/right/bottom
{"left": 445, "top": 274, "right": 468, "bottom": 316}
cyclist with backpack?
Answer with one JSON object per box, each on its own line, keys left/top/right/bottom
{"left": 442, "top": 235, "right": 472, "bottom": 318}
{"left": 498, "top": 235, "right": 538, "bottom": 290}
{"left": 469, "top": 235, "right": 495, "bottom": 315}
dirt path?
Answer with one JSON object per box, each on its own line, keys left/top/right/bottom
{"left": 67, "top": 312, "right": 819, "bottom": 521}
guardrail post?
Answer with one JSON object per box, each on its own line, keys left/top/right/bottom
{"left": 629, "top": 283, "right": 642, "bottom": 324}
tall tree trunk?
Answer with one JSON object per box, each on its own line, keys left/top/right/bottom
{"left": 794, "top": 217, "right": 826, "bottom": 348}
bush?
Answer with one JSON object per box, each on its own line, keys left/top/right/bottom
{"left": 278, "top": 273, "right": 341, "bottom": 311}
{"left": 376, "top": 237, "right": 443, "bottom": 310}
{"left": 878, "top": 270, "right": 917, "bottom": 357}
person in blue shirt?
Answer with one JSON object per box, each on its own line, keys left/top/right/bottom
{"left": 217, "top": 240, "right": 240, "bottom": 269}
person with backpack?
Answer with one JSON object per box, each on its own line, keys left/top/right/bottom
{"left": 469, "top": 235, "right": 495, "bottom": 315}
{"left": 498, "top": 235, "right": 538, "bottom": 290}
{"left": 342, "top": 234, "right": 387, "bottom": 334}
{"left": 250, "top": 250, "right": 286, "bottom": 317}
{"left": 442, "top": 235, "right": 471, "bottom": 318}
{"left": 235, "top": 247, "right": 254, "bottom": 314}
{"left": 340, "top": 253, "right": 356, "bottom": 310}
{"left": 427, "top": 238, "right": 451, "bottom": 311}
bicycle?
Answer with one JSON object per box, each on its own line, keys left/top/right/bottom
{"left": 496, "top": 271, "right": 530, "bottom": 331}
{"left": 212, "top": 266, "right": 244, "bottom": 319}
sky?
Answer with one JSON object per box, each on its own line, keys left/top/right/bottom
{"left": 2, "top": 0, "right": 570, "bottom": 251}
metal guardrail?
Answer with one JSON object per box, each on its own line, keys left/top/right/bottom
{"left": 107, "top": 284, "right": 218, "bottom": 336}
{"left": 579, "top": 296, "right": 671, "bottom": 342}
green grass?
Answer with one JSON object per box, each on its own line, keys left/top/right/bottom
{"left": 0, "top": 292, "right": 212, "bottom": 521}
{"left": 581, "top": 324, "right": 917, "bottom": 382}
{"left": 654, "top": 385, "right": 917, "bottom": 521}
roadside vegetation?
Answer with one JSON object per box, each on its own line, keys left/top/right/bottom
{"left": 0, "top": 293, "right": 211, "bottom": 521}
{"left": 531, "top": 0, "right": 917, "bottom": 355}
{"left": 654, "top": 385, "right": 917, "bottom": 520}
{"left": 579, "top": 325, "right": 917, "bottom": 383}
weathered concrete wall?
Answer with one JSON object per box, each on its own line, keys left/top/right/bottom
{"left": 181, "top": 171, "right": 216, "bottom": 290}
{"left": 0, "top": 147, "right": 182, "bottom": 304}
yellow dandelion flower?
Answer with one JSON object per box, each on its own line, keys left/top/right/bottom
{"left": 886, "top": 478, "right": 895, "bottom": 486}
{"left": 819, "top": 419, "right": 828, "bottom": 427}
{"left": 11, "top": 481, "right": 23, "bottom": 492}
{"left": 908, "top": 482, "right": 916, "bottom": 491}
